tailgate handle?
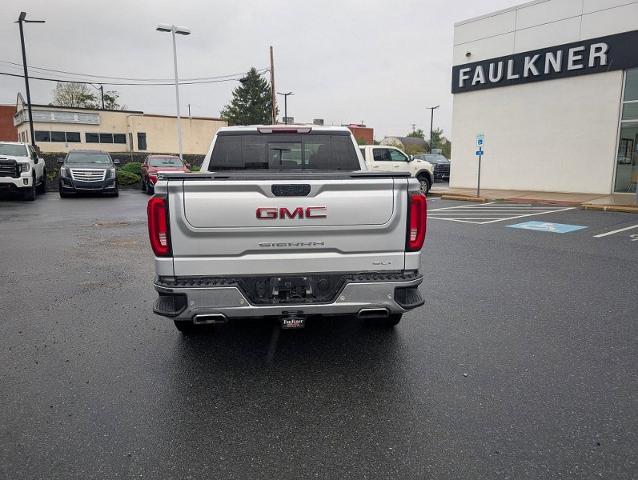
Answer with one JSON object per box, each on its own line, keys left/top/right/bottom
{"left": 271, "top": 184, "right": 311, "bottom": 197}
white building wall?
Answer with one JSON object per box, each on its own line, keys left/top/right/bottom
{"left": 451, "top": 0, "right": 638, "bottom": 193}
{"left": 451, "top": 72, "right": 623, "bottom": 193}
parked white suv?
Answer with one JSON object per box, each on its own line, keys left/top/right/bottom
{"left": 0, "top": 142, "right": 46, "bottom": 201}
{"left": 359, "top": 145, "right": 434, "bottom": 193}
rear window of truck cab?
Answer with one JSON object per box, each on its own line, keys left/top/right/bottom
{"left": 209, "top": 131, "right": 360, "bottom": 171}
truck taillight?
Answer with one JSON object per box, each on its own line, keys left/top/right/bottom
{"left": 406, "top": 193, "right": 427, "bottom": 251}
{"left": 148, "top": 196, "right": 171, "bottom": 257}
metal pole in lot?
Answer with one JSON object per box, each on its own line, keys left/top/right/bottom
{"left": 16, "top": 12, "right": 45, "bottom": 148}
{"left": 477, "top": 154, "right": 482, "bottom": 197}
{"left": 427, "top": 105, "right": 439, "bottom": 153}
{"left": 270, "top": 46, "right": 276, "bottom": 124}
{"left": 157, "top": 24, "right": 190, "bottom": 160}
{"left": 277, "top": 92, "right": 293, "bottom": 124}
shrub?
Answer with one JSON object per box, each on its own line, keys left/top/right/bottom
{"left": 117, "top": 170, "right": 140, "bottom": 186}
{"left": 120, "top": 161, "right": 142, "bottom": 175}
{"left": 189, "top": 165, "right": 201, "bottom": 172}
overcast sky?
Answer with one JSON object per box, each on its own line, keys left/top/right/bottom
{"left": 0, "top": 0, "right": 519, "bottom": 140}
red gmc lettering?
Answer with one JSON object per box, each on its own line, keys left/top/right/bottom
{"left": 305, "top": 206, "right": 327, "bottom": 218}
{"left": 255, "top": 206, "right": 328, "bottom": 219}
{"left": 279, "top": 207, "right": 304, "bottom": 219}
{"left": 256, "top": 207, "right": 278, "bottom": 219}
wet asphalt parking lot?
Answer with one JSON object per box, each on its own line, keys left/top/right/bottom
{"left": 1, "top": 190, "right": 637, "bottom": 479}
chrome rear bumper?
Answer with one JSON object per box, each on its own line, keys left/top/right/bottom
{"left": 153, "top": 273, "right": 424, "bottom": 321}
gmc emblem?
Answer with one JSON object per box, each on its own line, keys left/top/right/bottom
{"left": 256, "top": 206, "right": 327, "bottom": 220}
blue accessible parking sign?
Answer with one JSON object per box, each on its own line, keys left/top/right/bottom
{"left": 507, "top": 221, "right": 587, "bottom": 233}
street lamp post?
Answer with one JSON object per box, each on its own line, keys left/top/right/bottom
{"left": 156, "top": 24, "right": 190, "bottom": 160}
{"left": 427, "top": 105, "right": 439, "bottom": 153}
{"left": 277, "top": 92, "right": 293, "bottom": 124}
{"left": 16, "top": 12, "right": 45, "bottom": 148}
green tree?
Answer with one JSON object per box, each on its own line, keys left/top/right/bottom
{"left": 220, "top": 68, "right": 275, "bottom": 125}
{"left": 102, "top": 90, "right": 124, "bottom": 110}
{"left": 407, "top": 128, "right": 425, "bottom": 139}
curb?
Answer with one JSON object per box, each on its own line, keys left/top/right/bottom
{"left": 439, "top": 194, "right": 489, "bottom": 203}
{"left": 581, "top": 204, "right": 638, "bottom": 214}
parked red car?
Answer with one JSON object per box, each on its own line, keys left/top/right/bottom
{"left": 141, "top": 155, "right": 190, "bottom": 194}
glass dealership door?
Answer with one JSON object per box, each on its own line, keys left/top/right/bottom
{"left": 615, "top": 69, "right": 638, "bottom": 193}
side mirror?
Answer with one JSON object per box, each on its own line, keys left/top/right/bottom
{"left": 33, "top": 157, "right": 39, "bottom": 164}
{"left": 57, "top": 158, "right": 64, "bottom": 164}
{"left": 113, "top": 159, "right": 121, "bottom": 165}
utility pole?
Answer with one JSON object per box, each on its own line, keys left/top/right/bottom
{"left": 270, "top": 46, "right": 277, "bottom": 124}
{"left": 16, "top": 12, "right": 45, "bottom": 147}
{"left": 277, "top": 92, "right": 293, "bottom": 124}
{"left": 100, "top": 85, "right": 104, "bottom": 109}
{"left": 427, "top": 105, "right": 439, "bottom": 152}
{"left": 412, "top": 123, "right": 416, "bottom": 134}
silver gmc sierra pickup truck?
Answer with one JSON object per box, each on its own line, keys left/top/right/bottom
{"left": 148, "top": 125, "right": 427, "bottom": 333}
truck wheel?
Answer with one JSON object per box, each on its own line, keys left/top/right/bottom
{"left": 22, "top": 180, "right": 36, "bottom": 201}
{"left": 417, "top": 174, "right": 431, "bottom": 194}
{"left": 36, "top": 170, "right": 47, "bottom": 194}
{"left": 364, "top": 314, "right": 402, "bottom": 327}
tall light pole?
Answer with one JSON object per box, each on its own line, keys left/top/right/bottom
{"left": 277, "top": 92, "right": 293, "bottom": 124}
{"left": 16, "top": 12, "right": 45, "bottom": 148}
{"left": 427, "top": 105, "right": 439, "bottom": 153}
{"left": 157, "top": 24, "right": 190, "bottom": 160}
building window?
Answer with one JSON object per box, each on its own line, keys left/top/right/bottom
{"left": 99, "top": 133, "right": 114, "bottom": 144}
{"left": 66, "top": 132, "right": 81, "bottom": 143}
{"left": 84, "top": 132, "right": 127, "bottom": 144}
{"left": 50, "top": 131, "right": 66, "bottom": 142}
{"left": 614, "top": 68, "right": 638, "bottom": 193}
{"left": 34, "top": 131, "right": 51, "bottom": 142}
{"left": 137, "top": 132, "right": 147, "bottom": 150}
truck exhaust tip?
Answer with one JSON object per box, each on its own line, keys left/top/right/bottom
{"left": 357, "top": 308, "right": 390, "bottom": 320}
{"left": 192, "top": 313, "right": 228, "bottom": 325}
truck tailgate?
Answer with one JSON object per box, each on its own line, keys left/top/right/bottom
{"left": 164, "top": 174, "right": 409, "bottom": 276}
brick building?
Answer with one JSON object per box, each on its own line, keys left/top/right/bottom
{"left": 0, "top": 105, "right": 18, "bottom": 141}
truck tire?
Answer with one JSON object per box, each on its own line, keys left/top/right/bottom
{"left": 36, "top": 170, "right": 47, "bottom": 194}
{"left": 22, "top": 178, "right": 36, "bottom": 201}
{"left": 417, "top": 174, "right": 431, "bottom": 194}
{"left": 364, "top": 314, "right": 402, "bottom": 327}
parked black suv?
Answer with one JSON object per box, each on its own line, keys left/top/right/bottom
{"left": 58, "top": 150, "right": 119, "bottom": 197}
{"left": 414, "top": 153, "right": 450, "bottom": 182}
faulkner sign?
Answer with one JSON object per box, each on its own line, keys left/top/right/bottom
{"left": 451, "top": 30, "right": 638, "bottom": 93}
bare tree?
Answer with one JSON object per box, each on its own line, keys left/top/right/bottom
{"left": 51, "top": 82, "right": 98, "bottom": 108}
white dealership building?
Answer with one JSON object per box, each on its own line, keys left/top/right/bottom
{"left": 450, "top": 0, "right": 638, "bottom": 195}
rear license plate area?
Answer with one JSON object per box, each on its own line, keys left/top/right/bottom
{"left": 272, "top": 276, "right": 312, "bottom": 302}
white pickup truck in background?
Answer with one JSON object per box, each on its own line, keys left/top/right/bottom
{"left": 359, "top": 145, "right": 434, "bottom": 193}
{"left": 0, "top": 142, "right": 47, "bottom": 201}
{"left": 149, "top": 125, "right": 427, "bottom": 333}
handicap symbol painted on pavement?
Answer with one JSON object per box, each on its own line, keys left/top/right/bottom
{"left": 507, "top": 221, "right": 587, "bottom": 234}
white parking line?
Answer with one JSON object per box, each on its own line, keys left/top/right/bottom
{"left": 593, "top": 224, "right": 638, "bottom": 238}
{"left": 429, "top": 202, "right": 575, "bottom": 225}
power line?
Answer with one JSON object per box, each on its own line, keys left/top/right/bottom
{"left": 0, "top": 69, "right": 269, "bottom": 86}
{"left": 0, "top": 60, "right": 268, "bottom": 83}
